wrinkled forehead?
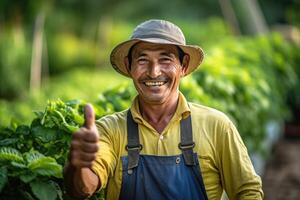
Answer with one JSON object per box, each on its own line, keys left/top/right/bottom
{"left": 131, "top": 41, "right": 179, "bottom": 57}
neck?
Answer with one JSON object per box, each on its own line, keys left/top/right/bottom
{"left": 138, "top": 92, "right": 179, "bottom": 134}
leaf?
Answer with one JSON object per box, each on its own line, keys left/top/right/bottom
{"left": 49, "top": 180, "right": 63, "bottom": 200}
{"left": 31, "top": 126, "right": 57, "bottom": 143}
{"left": 20, "top": 173, "right": 37, "bottom": 183}
{"left": 33, "top": 111, "right": 44, "bottom": 118}
{"left": 26, "top": 151, "right": 62, "bottom": 178}
{"left": 0, "top": 138, "right": 18, "bottom": 146}
{"left": 11, "top": 161, "right": 27, "bottom": 168}
{"left": 32, "top": 161, "right": 62, "bottom": 178}
{"left": 16, "top": 125, "right": 31, "bottom": 136}
{"left": 0, "top": 166, "right": 8, "bottom": 192}
{"left": 25, "top": 151, "right": 44, "bottom": 163}
{"left": 30, "top": 181, "right": 57, "bottom": 200}
{"left": 0, "top": 127, "right": 14, "bottom": 137}
{"left": 0, "top": 147, "right": 24, "bottom": 163}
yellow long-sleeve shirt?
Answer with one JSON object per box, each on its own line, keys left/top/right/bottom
{"left": 92, "top": 93, "right": 263, "bottom": 200}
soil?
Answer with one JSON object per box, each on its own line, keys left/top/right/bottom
{"left": 262, "top": 138, "right": 300, "bottom": 200}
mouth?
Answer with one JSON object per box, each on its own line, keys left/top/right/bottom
{"left": 143, "top": 81, "right": 167, "bottom": 87}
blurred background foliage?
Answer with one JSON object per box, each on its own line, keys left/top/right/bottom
{"left": 0, "top": 0, "right": 300, "bottom": 145}
{"left": 0, "top": 0, "right": 300, "bottom": 146}
{"left": 1, "top": 0, "right": 300, "bottom": 199}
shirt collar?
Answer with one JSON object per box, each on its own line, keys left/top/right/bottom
{"left": 130, "top": 92, "right": 191, "bottom": 125}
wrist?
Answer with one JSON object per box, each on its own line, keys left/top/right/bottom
{"left": 63, "top": 162, "right": 89, "bottom": 199}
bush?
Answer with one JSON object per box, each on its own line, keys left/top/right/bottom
{"left": 181, "top": 33, "right": 298, "bottom": 153}
{"left": 0, "top": 83, "right": 134, "bottom": 199}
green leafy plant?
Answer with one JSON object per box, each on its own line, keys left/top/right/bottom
{"left": 0, "top": 83, "right": 135, "bottom": 199}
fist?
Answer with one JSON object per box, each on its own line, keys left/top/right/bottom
{"left": 69, "top": 104, "right": 99, "bottom": 168}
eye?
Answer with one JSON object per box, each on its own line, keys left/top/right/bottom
{"left": 160, "top": 57, "right": 172, "bottom": 63}
{"left": 137, "top": 58, "right": 148, "bottom": 65}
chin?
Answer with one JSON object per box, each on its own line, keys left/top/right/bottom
{"left": 141, "top": 95, "right": 167, "bottom": 105}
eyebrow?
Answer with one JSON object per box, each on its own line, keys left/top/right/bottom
{"left": 161, "top": 52, "right": 175, "bottom": 57}
{"left": 135, "top": 51, "right": 175, "bottom": 58}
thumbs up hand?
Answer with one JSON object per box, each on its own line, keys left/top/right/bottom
{"left": 69, "top": 104, "right": 99, "bottom": 168}
{"left": 84, "top": 103, "right": 98, "bottom": 132}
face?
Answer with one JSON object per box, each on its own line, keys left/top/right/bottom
{"left": 125, "top": 42, "right": 189, "bottom": 105}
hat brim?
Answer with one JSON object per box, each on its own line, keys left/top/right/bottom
{"left": 110, "top": 38, "right": 204, "bottom": 77}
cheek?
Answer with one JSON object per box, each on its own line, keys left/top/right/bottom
{"left": 165, "top": 65, "right": 182, "bottom": 79}
{"left": 130, "top": 67, "right": 142, "bottom": 78}
{"left": 131, "top": 64, "right": 147, "bottom": 75}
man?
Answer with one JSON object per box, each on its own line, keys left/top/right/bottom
{"left": 64, "top": 19, "right": 263, "bottom": 200}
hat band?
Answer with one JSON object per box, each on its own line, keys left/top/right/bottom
{"left": 131, "top": 32, "right": 184, "bottom": 45}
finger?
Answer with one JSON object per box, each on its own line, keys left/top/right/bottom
{"left": 80, "top": 142, "right": 99, "bottom": 153}
{"left": 72, "top": 128, "right": 98, "bottom": 142}
{"left": 82, "top": 130, "right": 99, "bottom": 142}
{"left": 69, "top": 151, "right": 96, "bottom": 164}
{"left": 71, "top": 137, "right": 98, "bottom": 153}
{"left": 79, "top": 152, "right": 97, "bottom": 162}
{"left": 71, "top": 158, "right": 93, "bottom": 168}
{"left": 84, "top": 103, "right": 95, "bottom": 130}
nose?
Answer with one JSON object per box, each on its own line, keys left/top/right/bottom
{"left": 147, "top": 61, "right": 161, "bottom": 78}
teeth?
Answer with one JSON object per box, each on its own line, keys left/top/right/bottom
{"left": 144, "top": 81, "right": 165, "bottom": 86}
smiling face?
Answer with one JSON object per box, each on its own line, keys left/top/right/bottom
{"left": 125, "top": 42, "right": 189, "bottom": 105}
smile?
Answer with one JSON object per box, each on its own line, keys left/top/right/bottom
{"left": 144, "top": 81, "right": 166, "bottom": 86}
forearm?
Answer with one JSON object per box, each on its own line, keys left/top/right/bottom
{"left": 63, "top": 162, "right": 100, "bottom": 199}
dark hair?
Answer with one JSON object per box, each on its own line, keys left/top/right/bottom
{"left": 127, "top": 45, "right": 185, "bottom": 68}
{"left": 176, "top": 46, "right": 185, "bottom": 64}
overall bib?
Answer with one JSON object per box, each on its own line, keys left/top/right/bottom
{"left": 119, "top": 110, "right": 208, "bottom": 200}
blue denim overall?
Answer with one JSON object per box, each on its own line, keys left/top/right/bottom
{"left": 119, "top": 111, "right": 208, "bottom": 200}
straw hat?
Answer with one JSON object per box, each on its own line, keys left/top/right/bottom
{"left": 110, "top": 19, "right": 204, "bottom": 77}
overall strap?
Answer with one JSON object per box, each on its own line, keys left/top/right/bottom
{"left": 126, "top": 110, "right": 143, "bottom": 171}
{"left": 179, "top": 114, "right": 196, "bottom": 166}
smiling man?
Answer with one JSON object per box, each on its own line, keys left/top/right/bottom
{"left": 63, "top": 19, "right": 263, "bottom": 200}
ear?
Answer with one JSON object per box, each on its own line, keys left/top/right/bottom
{"left": 124, "top": 56, "right": 131, "bottom": 76}
{"left": 181, "top": 54, "right": 190, "bottom": 76}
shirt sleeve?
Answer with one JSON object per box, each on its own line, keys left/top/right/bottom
{"left": 218, "top": 120, "right": 264, "bottom": 200}
{"left": 91, "top": 121, "right": 118, "bottom": 190}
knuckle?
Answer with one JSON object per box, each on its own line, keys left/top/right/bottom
{"left": 82, "top": 143, "right": 98, "bottom": 152}
{"left": 81, "top": 153, "right": 96, "bottom": 162}
{"left": 90, "top": 154, "right": 96, "bottom": 160}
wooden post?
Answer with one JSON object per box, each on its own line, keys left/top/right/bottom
{"left": 30, "top": 11, "right": 45, "bottom": 93}
{"left": 218, "top": 0, "right": 241, "bottom": 35}
{"left": 232, "top": 0, "right": 269, "bottom": 35}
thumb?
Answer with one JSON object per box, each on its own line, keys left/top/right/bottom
{"left": 84, "top": 103, "right": 95, "bottom": 130}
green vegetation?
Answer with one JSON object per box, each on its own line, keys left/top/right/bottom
{"left": 1, "top": 30, "right": 300, "bottom": 198}
{"left": 0, "top": 84, "right": 134, "bottom": 199}
{"left": 183, "top": 33, "right": 299, "bottom": 153}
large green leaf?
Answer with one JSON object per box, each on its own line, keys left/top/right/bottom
{"left": 26, "top": 151, "right": 62, "bottom": 178}
{"left": 30, "top": 181, "right": 57, "bottom": 200}
{"left": 0, "top": 147, "right": 24, "bottom": 163}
